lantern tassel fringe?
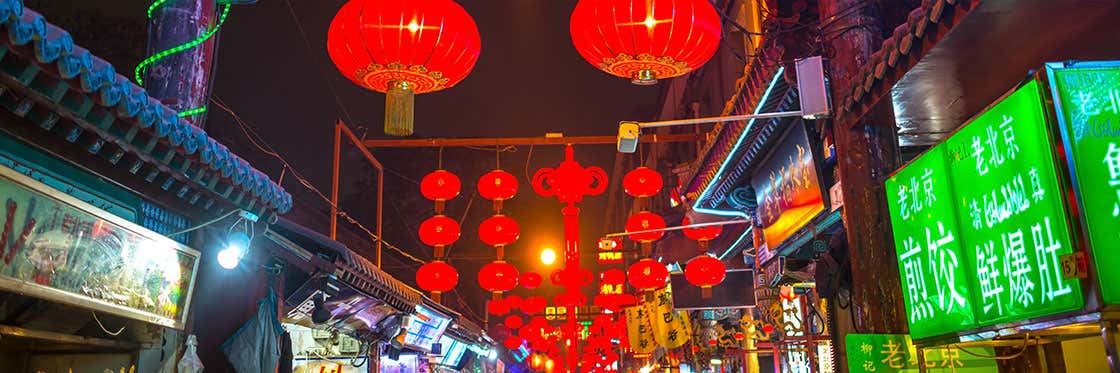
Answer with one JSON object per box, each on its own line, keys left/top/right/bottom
{"left": 385, "top": 81, "right": 415, "bottom": 136}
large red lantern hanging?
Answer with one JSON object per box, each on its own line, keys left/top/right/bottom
{"left": 570, "top": 0, "right": 721, "bottom": 85}
{"left": 627, "top": 259, "right": 668, "bottom": 290}
{"left": 479, "top": 261, "right": 519, "bottom": 299}
{"left": 479, "top": 214, "right": 520, "bottom": 259}
{"left": 421, "top": 170, "right": 461, "bottom": 212}
{"left": 478, "top": 170, "right": 518, "bottom": 211}
{"left": 328, "top": 0, "right": 481, "bottom": 135}
{"left": 626, "top": 211, "right": 666, "bottom": 255}
{"left": 520, "top": 272, "right": 543, "bottom": 289}
{"left": 416, "top": 261, "right": 458, "bottom": 302}
{"left": 418, "top": 215, "right": 460, "bottom": 257}
{"left": 622, "top": 167, "right": 663, "bottom": 198}
{"left": 685, "top": 255, "right": 726, "bottom": 298}
{"left": 682, "top": 216, "right": 723, "bottom": 251}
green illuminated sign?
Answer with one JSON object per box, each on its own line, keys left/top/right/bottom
{"left": 844, "top": 334, "right": 997, "bottom": 372}
{"left": 886, "top": 79, "right": 1083, "bottom": 339}
{"left": 1048, "top": 62, "right": 1120, "bottom": 304}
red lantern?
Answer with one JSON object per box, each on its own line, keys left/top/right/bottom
{"left": 685, "top": 255, "right": 726, "bottom": 298}
{"left": 479, "top": 261, "right": 519, "bottom": 298}
{"left": 504, "top": 294, "right": 523, "bottom": 311}
{"left": 626, "top": 211, "right": 665, "bottom": 255}
{"left": 328, "top": 0, "right": 481, "bottom": 135}
{"left": 627, "top": 259, "right": 668, "bottom": 290}
{"left": 504, "top": 336, "right": 524, "bottom": 350}
{"left": 622, "top": 167, "right": 663, "bottom": 197}
{"left": 505, "top": 315, "right": 525, "bottom": 329}
{"left": 416, "top": 261, "right": 458, "bottom": 301}
{"left": 478, "top": 170, "right": 518, "bottom": 211}
{"left": 682, "top": 216, "right": 723, "bottom": 251}
{"left": 570, "top": 0, "right": 721, "bottom": 85}
{"left": 421, "top": 170, "right": 461, "bottom": 212}
{"left": 479, "top": 215, "right": 520, "bottom": 259}
{"left": 593, "top": 293, "right": 637, "bottom": 312}
{"left": 520, "top": 272, "right": 543, "bottom": 289}
{"left": 522, "top": 296, "right": 547, "bottom": 315}
{"left": 599, "top": 269, "right": 626, "bottom": 285}
{"left": 487, "top": 299, "right": 511, "bottom": 315}
{"left": 418, "top": 215, "right": 460, "bottom": 257}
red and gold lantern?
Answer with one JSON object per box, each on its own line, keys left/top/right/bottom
{"left": 570, "top": 0, "right": 721, "bottom": 85}
{"left": 478, "top": 170, "right": 518, "bottom": 211}
{"left": 479, "top": 214, "right": 520, "bottom": 259}
{"left": 418, "top": 215, "right": 460, "bottom": 257}
{"left": 328, "top": 0, "right": 481, "bottom": 135}
{"left": 479, "top": 261, "right": 519, "bottom": 300}
{"left": 626, "top": 211, "right": 666, "bottom": 255}
{"left": 622, "top": 166, "right": 663, "bottom": 198}
{"left": 421, "top": 170, "right": 461, "bottom": 212}
{"left": 627, "top": 258, "right": 668, "bottom": 291}
{"left": 416, "top": 261, "right": 458, "bottom": 302}
{"left": 684, "top": 255, "right": 726, "bottom": 298}
{"left": 682, "top": 216, "right": 723, "bottom": 251}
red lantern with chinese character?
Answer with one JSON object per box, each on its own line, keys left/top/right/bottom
{"left": 479, "top": 214, "right": 520, "bottom": 259}
{"left": 416, "top": 261, "right": 458, "bottom": 302}
{"left": 627, "top": 259, "right": 668, "bottom": 290}
{"left": 622, "top": 167, "right": 663, "bottom": 197}
{"left": 685, "top": 255, "right": 726, "bottom": 298}
{"left": 478, "top": 170, "right": 518, "bottom": 211}
{"left": 328, "top": 0, "right": 481, "bottom": 136}
{"left": 479, "top": 261, "right": 519, "bottom": 299}
{"left": 626, "top": 211, "right": 665, "bottom": 255}
{"left": 570, "top": 0, "right": 721, "bottom": 85}
{"left": 418, "top": 215, "right": 460, "bottom": 257}
{"left": 682, "top": 216, "right": 723, "bottom": 251}
{"left": 599, "top": 269, "right": 626, "bottom": 285}
{"left": 520, "top": 272, "right": 543, "bottom": 289}
{"left": 421, "top": 170, "right": 460, "bottom": 212}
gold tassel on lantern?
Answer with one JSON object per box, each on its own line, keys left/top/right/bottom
{"left": 385, "top": 80, "right": 414, "bottom": 136}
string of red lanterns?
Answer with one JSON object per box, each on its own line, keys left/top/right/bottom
{"left": 416, "top": 169, "right": 463, "bottom": 303}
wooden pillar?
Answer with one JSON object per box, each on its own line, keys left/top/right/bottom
{"left": 818, "top": 0, "right": 907, "bottom": 336}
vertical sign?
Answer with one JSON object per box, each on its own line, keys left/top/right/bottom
{"left": 1048, "top": 62, "right": 1120, "bottom": 304}
{"left": 752, "top": 123, "right": 826, "bottom": 252}
{"left": 944, "top": 79, "right": 1082, "bottom": 326}
{"left": 885, "top": 142, "right": 977, "bottom": 339}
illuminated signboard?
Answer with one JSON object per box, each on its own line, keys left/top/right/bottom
{"left": 0, "top": 165, "right": 198, "bottom": 329}
{"left": 885, "top": 79, "right": 1084, "bottom": 339}
{"left": 597, "top": 251, "right": 623, "bottom": 264}
{"left": 844, "top": 334, "right": 997, "bottom": 372}
{"left": 1047, "top": 61, "right": 1120, "bottom": 304}
{"left": 751, "top": 123, "right": 825, "bottom": 257}
{"left": 399, "top": 304, "right": 452, "bottom": 352}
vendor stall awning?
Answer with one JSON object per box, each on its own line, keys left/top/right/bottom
{"left": 0, "top": 2, "right": 291, "bottom": 219}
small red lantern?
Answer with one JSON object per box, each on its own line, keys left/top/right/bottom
{"left": 626, "top": 211, "right": 665, "bottom": 255}
{"left": 479, "top": 261, "right": 519, "bottom": 299}
{"left": 416, "top": 261, "right": 458, "bottom": 302}
{"left": 479, "top": 214, "right": 520, "bottom": 259}
{"left": 504, "top": 336, "right": 524, "bottom": 350}
{"left": 599, "top": 269, "right": 626, "bottom": 285}
{"left": 627, "top": 259, "right": 668, "bottom": 290}
{"left": 570, "top": 0, "right": 721, "bottom": 85}
{"left": 622, "top": 167, "right": 663, "bottom": 198}
{"left": 504, "top": 294, "right": 523, "bottom": 311}
{"left": 421, "top": 170, "right": 461, "bottom": 212}
{"left": 685, "top": 255, "right": 726, "bottom": 298}
{"left": 521, "top": 296, "right": 547, "bottom": 315}
{"left": 593, "top": 293, "right": 637, "bottom": 312}
{"left": 328, "top": 0, "right": 481, "bottom": 136}
{"left": 478, "top": 170, "right": 518, "bottom": 211}
{"left": 418, "top": 215, "right": 460, "bottom": 257}
{"left": 505, "top": 315, "right": 525, "bottom": 329}
{"left": 682, "top": 216, "right": 723, "bottom": 251}
{"left": 520, "top": 272, "right": 543, "bottom": 289}
{"left": 487, "top": 299, "right": 511, "bottom": 315}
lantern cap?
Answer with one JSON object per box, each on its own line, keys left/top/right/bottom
{"left": 631, "top": 69, "right": 657, "bottom": 85}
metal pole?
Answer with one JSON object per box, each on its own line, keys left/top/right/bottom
{"left": 377, "top": 165, "right": 383, "bottom": 267}
{"left": 603, "top": 219, "right": 751, "bottom": 238}
{"left": 1101, "top": 319, "right": 1119, "bottom": 372}
{"left": 331, "top": 123, "right": 341, "bottom": 240}
{"left": 631, "top": 110, "right": 804, "bottom": 129}
{"left": 362, "top": 133, "right": 702, "bottom": 148}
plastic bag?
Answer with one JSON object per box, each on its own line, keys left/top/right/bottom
{"left": 177, "top": 335, "right": 204, "bottom": 373}
{"left": 222, "top": 290, "right": 283, "bottom": 373}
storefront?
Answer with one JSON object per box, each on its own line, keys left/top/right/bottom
{"left": 0, "top": 3, "right": 290, "bottom": 372}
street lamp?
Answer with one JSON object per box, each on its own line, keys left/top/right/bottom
{"left": 540, "top": 247, "right": 557, "bottom": 266}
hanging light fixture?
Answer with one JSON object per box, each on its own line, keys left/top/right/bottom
{"left": 570, "top": 0, "right": 721, "bottom": 85}
{"left": 327, "top": 0, "right": 481, "bottom": 135}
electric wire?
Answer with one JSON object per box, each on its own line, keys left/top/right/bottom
{"left": 91, "top": 311, "right": 125, "bottom": 336}
{"left": 168, "top": 208, "right": 240, "bottom": 237}
{"left": 949, "top": 334, "right": 1034, "bottom": 360}
{"left": 282, "top": 0, "right": 356, "bottom": 127}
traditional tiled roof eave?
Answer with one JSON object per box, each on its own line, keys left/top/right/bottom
{"left": 0, "top": 2, "right": 291, "bottom": 219}
{"left": 834, "top": 0, "right": 978, "bottom": 129}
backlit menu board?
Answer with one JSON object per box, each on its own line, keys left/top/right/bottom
{"left": 752, "top": 123, "right": 825, "bottom": 260}
{"left": 1047, "top": 61, "right": 1120, "bottom": 304}
{"left": 399, "top": 304, "right": 452, "bottom": 352}
{"left": 885, "top": 79, "right": 1083, "bottom": 339}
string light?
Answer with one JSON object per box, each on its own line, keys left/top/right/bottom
{"left": 177, "top": 106, "right": 207, "bottom": 117}
{"left": 135, "top": 3, "right": 232, "bottom": 93}
{"left": 147, "top": 0, "right": 170, "bottom": 18}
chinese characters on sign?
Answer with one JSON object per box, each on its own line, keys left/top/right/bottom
{"left": 1048, "top": 62, "right": 1120, "bottom": 304}
{"left": 885, "top": 79, "right": 1083, "bottom": 338}
{"left": 844, "top": 334, "right": 998, "bottom": 372}
{"left": 751, "top": 123, "right": 826, "bottom": 257}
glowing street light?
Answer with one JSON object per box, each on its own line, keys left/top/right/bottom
{"left": 540, "top": 247, "right": 557, "bottom": 265}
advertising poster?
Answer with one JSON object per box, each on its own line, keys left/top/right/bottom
{"left": 751, "top": 123, "right": 825, "bottom": 252}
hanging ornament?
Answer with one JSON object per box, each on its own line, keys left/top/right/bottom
{"left": 599, "top": 269, "right": 627, "bottom": 285}
{"left": 520, "top": 272, "right": 543, "bottom": 289}
{"left": 593, "top": 293, "right": 638, "bottom": 312}
{"left": 504, "top": 336, "right": 524, "bottom": 350}
{"left": 682, "top": 216, "right": 723, "bottom": 252}
{"left": 487, "top": 299, "right": 511, "bottom": 316}
{"left": 418, "top": 215, "right": 460, "bottom": 257}
{"left": 327, "top": 0, "right": 481, "bottom": 135}
{"left": 505, "top": 315, "right": 525, "bottom": 329}
{"left": 416, "top": 261, "right": 458, "bottom": 302}
{"left": 504, "top": 294, "right": 523, "bottom": 312}
{"left": 479, "top": 214, "right": 520, "bottom": 259}
{"left": 622, "top": 166, "right": 663, "bottom": 198}
{"left": 421, "top": 170, "right": 461, "bottom": 213}
{"left": 627, "top": 259, "right": 668, "bottom": 291}
{"left": 478, "top": 261, "right": 519, "bottom": 300}
{"left": 685, "top": 255, "right": 726, "bottom": 299}
{"left": 521, "top": 296, "right": 548, "bottom": 315}
{"left": 570, "top": 0, "right": 721, "bottom": 85}
{"left": 626, "top": 211, "right": 666, "bottom": 256}
{"left": 478, "top": 170, "right": 518, "bottom": 211}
